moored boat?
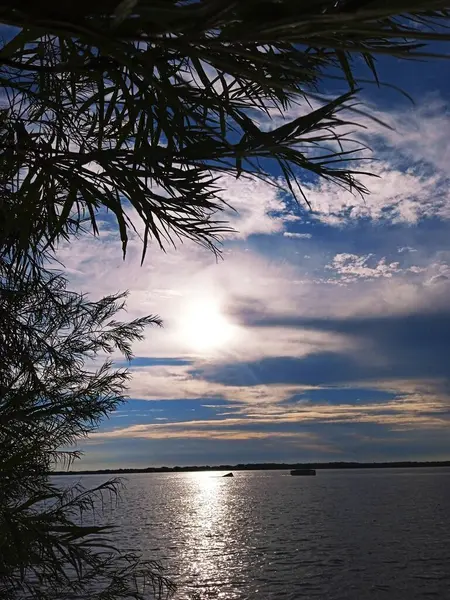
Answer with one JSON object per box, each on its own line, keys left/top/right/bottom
{"left": 290, "top": 469, "right": 316, "bottom": 476}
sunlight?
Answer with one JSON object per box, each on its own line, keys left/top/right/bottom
{"left": 180, "top": 296, "right": 237, "bottom": 354}
{"left": 194, "top": 471, "right": 222, "bottom": 502}
{"left": 184, "top": 471, "right": 232, "bottom": 598}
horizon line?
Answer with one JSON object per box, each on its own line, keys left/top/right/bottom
{"left": 53, "top": 460, "right": 450, "bottom": 476}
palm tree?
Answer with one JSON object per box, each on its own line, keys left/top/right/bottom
{"left": 1, "top": 1, "right": 450, "bottom": 260}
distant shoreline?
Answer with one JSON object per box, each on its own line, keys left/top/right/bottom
{"left": 53, "top": 460, "right": 450, "bottom": 476}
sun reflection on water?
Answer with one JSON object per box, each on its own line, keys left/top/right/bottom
{"left": 181, "top": 472, "right": 238, "bottom": 600}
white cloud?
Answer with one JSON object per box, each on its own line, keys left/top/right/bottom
{"left": 217, "top": 174, "right": 288, "bottom": 239}
{"left": 326, "top": 253, "right": 401, "bottom": 281}
{"left": 366, "top": 97, "right": 450, "bottom": 175}
{"left": 283, "top": 232, "right": 312, "bottom": 239}
{"left": 90, "top": 424, "right": 323, "bottom": 442}
{"left": 257, "top": 95, "right": 450, "bottom": 227}
{"left": 125, "top": 363, "right": 313, "bottom": 404}
{"left": 304, "top": 163, "right": 447, "bottom": 226}
{"left": 89, "top": 384, "right": 449, "bottom": 443}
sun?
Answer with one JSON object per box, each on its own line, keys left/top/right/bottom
{"left": 180, "top": 297, "right": 237, "bottom": 353}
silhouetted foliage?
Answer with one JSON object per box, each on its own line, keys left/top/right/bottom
{"left": 1, "top": 1, "right": 450, "bottom": 261}
{"left": 0, "top": 258, "right": 173, "bottom": 599}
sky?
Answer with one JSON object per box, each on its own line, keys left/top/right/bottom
{"left": 58, "top": 52, "right": 450, "bottom": 469}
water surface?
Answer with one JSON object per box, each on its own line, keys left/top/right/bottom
{"left": 68, "top": 468, "right": 450, "bottom": 599}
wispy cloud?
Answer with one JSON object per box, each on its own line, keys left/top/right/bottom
{"left": 283, "top": 232, "right": 312, "bottom": 239}
{"left": 326, "top": 253, "right": 401, "bottom": 281}
{"left": 304, "top": 164, "right": 447, "bottom": 226}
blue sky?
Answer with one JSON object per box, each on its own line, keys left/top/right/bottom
{"left": 59, "top": 53, "right": 450, "bottom": 469}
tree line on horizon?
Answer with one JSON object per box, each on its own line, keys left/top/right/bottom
{"left": 54, "top": 461, "right": 450, "bottom": 475}
{"left": 2, "top": 1, "right": 450, "bottom": 599}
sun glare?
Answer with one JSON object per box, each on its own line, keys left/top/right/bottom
{"left": 180, "top": 297, "right": 237, "bottom": 353}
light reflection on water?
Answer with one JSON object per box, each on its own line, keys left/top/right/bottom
{"left": 62, "top": 469, "right": 450, "bottom": 600}
{"left": 182, "top": 473, "right": 236, "bottom": 599}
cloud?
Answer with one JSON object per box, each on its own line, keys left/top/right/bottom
{"left": 398, "top": 246, "right": 417, "bottom": 254}
{"left": 125, "top": 363, "right": 312, "bottom": 404}
{"left": 326, "top": 253, "right": 401, "bottom": 281}
{"left": 206, "top": 308, "right": 450, "bottom": 392}
{"left": 218, "top": 175, "right": 288, "bottom": 238}
{"left": 283, "top": 232, "right": 312, "bottom": 239}
{"left": 306, "top": 98, "right": 450, "bottom": 226}
{"left": 89, "top": 386, "right": 449, "bottom": 443}
{"left": 366, "top": 96, "right": 450, "bottom": 175}
{"left": 256, "top": 96, "right": 450, "bottom": 228}
{"left": 90, "top": 424, "right": 321, "bottom": 443}
{"left": 302, "top": 163, "right": 447, "bottom": 226}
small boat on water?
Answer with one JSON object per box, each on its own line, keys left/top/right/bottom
{"left": 222, "top": 472, "right": 234, "bottom": 477}
{"left": 290, "top": 469, "right": 316, "bottom": 476}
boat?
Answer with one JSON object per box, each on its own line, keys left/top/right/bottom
{"left": 222, "top": 472, "right": 234, "bottom": 477}
{"left": 290, "top": 469, "right": 316, "bottom": 476}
